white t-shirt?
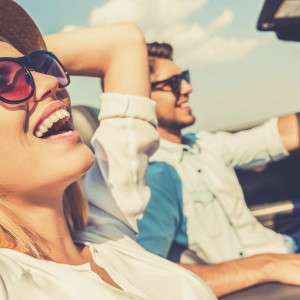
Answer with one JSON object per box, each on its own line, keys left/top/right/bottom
{"left": 0, "top": 94, "right": 216, "bottom": 300}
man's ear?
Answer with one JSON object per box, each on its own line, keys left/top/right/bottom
{"left": 148, "top": 56, "right": 156, "bottom": 81}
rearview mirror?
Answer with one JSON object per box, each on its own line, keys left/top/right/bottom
{"left": 257, "top": 0, "right": 300, "bottom": 41}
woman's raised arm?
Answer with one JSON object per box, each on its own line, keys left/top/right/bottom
{"left": 45, "top": 23, "right": 150, "bottom": 97}
{"left": 46, "top": 24, "right": 158, "bottom": 236}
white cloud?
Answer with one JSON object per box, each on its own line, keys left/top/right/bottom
{"left": 61, "top": 24, "right": 81, "bottom": 33}
{"left": 86, "top": 0, "right": 259, "bottom": 67}
{"left": 209, "top": 8, "right": 234, "bottom": 31}
{"left": 177, "top": 36, "right": 258, "bottom": 67}
{"left": 89, "top": 0, "right": 207, "bottom": 27}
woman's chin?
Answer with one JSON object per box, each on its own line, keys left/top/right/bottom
{"left": 62, "top": 145, "right": 95, "bottom": 185}
{"left": 75, "top": 147, "right": 95, "bottom": 178}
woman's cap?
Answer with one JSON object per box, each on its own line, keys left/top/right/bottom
{"left": 0, "top": 0, "right": 46, "bottom": 54}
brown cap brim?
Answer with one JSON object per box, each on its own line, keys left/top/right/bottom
{"left": 0, "top": 0, "right": 46, "bottom": 54}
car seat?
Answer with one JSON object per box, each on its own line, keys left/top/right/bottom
{"left": 72, "top": 105, "right": 100, "bottom": 151}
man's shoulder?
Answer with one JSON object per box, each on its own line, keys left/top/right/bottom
{"left": 148, "top": 161, "right": 182, "bottom": 187}
{"left": 148, "top": 161, "right": 179, "bottom": 177}
{"left": 194, "top": 130, "right": 217, "bottom": 140}
{"left": 194, "top": 130, "right": 228, "bottom": 150}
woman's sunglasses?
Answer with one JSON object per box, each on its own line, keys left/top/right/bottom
{"left": 0, "top": 50, "right": 70, "bottom": 104}
{"left": 151, "top": 70, "right": 190, "bottom": 101}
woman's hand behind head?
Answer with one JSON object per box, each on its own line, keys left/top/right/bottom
{"left": 45, "top": 23, "right": 150, "bottom": 98}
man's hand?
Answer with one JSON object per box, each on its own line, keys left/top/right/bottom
{"left": 278, "top": 113, "right": 300, "bottom": 152}
{"left": 180, "top": 253, "right": 300, "bottom": 297}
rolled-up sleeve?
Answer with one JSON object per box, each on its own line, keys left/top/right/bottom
{"left": 212, "top": 117, "right": 289, "bottom": 168}
{"left": 84, "top": 93, "right": 159, "bottom": 238}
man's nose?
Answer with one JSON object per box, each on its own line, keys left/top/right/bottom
{"left": 181, "top": 79, "right": 193, "bottom": 95}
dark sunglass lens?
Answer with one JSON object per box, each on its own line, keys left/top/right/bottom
{"left": 170, "top": 76, "right": 181, "bottom": 95}
{"left": 182, "top": 71, "right": 190, "bottom": 83}
{"left": 31, "top": 52, "right": 69, "bottom": 87}
{"left": 0, "top": 61, "right": 32, "bottom": 101}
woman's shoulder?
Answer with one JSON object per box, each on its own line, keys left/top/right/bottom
{"left": 88, "top": 238, "right": 216, "bottom": 300}
{"left": 0, "top": 249, "right": 26, "bottom": 274}
{"left": 0, "top": 249, "right": 26, "bottom": 294}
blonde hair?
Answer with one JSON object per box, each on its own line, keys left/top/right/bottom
{"left": 0, "top": 181, "right": 88, "bottom": 259}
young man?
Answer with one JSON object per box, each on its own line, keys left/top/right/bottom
{"left": 137, "top": 42, "right": 300, "bottom": 297}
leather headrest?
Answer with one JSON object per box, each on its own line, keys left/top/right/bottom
{"left": 72, "top": 105, "right": 100, "bottom": 151}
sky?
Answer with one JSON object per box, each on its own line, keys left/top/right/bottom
{"left": 17, "top": 0, "right": 300, "bottom": 131}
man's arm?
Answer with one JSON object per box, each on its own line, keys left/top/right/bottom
{"left": 138, "top": 162, "right": 300, "bottom": 298}
{"left": 211, "top": 117, "right": 289, "bottom": 168}
{"left": 278, "top": 113, "right": 300, "bottom": 152}
{"left": 180, "top": 253, "right": 300, "bottom": 298}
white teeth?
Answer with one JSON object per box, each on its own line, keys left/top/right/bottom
{"left": 56, "top": 110, "right": 65, "bottom": 119}
{"left": 50, "top": 114, "right": 59, "bottom": 123}
{"left": 44, "top": 118, "right": 54, "bottom": 128}
{"left": 35, "top": 131, "right": 43, "bottom": 138}
{"left": 181, "top": 102, "right": 189, "bottom": 108}
{"left": 34, "top": 108, "right": 70, "bottom": 138}
{"left": 63, "top": 110, "right": 70, "bottom": 117}
{"left": 39, "top": 125, "right": 48, "bottom": 133}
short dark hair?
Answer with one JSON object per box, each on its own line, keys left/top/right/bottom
{"left": 147, "top": 42, "right": 173, "bottom": 59}
{"left": 147, "top": 42, "right": 173, "bottom": 74}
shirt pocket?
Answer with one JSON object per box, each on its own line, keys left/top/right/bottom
{"left": 186, "top": 191, "right": 223, "bottom": 238}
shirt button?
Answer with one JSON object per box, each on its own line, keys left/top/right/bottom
{"left": 197, "top": 169, "right": 201, "bottom": 173}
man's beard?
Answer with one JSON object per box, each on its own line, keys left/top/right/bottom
{"left": 158, "top": 115, "right": 196, "bottom": 131}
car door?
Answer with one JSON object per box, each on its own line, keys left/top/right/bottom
{"left": 236, "top": 149, "right": 300, "bottom": 234}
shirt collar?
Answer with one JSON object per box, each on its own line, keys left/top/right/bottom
{"left": 154, "top": 133, "right": 198, "bottom": 162}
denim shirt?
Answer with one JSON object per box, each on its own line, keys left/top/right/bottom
{"left": 137, "top": 118, "right": 291, "bottom": 264}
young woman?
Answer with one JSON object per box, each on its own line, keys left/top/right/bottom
{"left": 0, "top": 1, "right": 216, "bottom": 299}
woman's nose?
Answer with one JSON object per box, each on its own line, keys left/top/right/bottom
{"left": 31, "top": 72, "right": 59, "bottom": 102}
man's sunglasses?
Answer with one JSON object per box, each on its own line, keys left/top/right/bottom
{"left": 0, "top": 50, "right": 70, "bottom": 104}
{"left": 151, "top": 70, "right": 190, "bottom": 101}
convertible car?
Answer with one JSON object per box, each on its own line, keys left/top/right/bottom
{"left": 72, "top": 0, "right": 300, "bottom": 299}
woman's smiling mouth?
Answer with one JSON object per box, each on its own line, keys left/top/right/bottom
{"left": 34, "top": 108, "right": 71, "bottom": 138}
